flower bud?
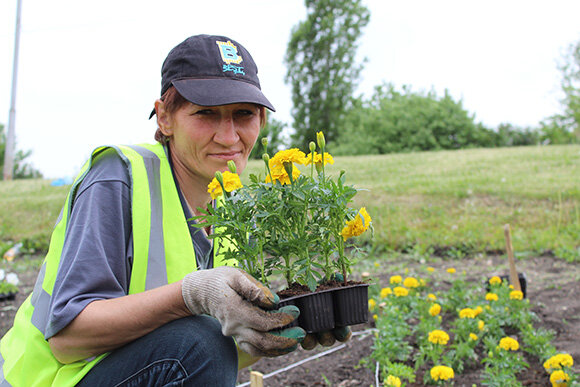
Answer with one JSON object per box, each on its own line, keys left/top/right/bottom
{"left": 316, "top": 131, "right": 326, "bottom": 149}
{"left": 227, "top": 160, "right": 237, "bottom": 174}
{"left": 309, "top": 141, "right": 316, "bottom": 153}
{"left": 261, "top": 137, "right": 269, "bottom": 147}
{"left": 214, "top": 171, "right": 224, "bottom": 185}
{"left": 262, "top": 153, "right": 270, "bottom": 163}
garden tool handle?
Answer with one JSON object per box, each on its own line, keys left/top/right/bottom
{"left": 504, "top": 224, "right": 522, "bottom": 292}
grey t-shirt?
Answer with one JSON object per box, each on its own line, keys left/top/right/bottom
{"left": 44, "top": 146, "right": 212, "bottom": 339}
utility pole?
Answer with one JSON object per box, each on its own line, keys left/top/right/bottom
{"left": 3, "top": 0, "right": 23, "bottom": 181}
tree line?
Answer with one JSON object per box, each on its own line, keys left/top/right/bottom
{"left": 255, "top": 0, "right": 579, "bottom": 157}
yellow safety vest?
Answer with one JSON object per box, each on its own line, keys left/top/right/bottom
{"left": 0, "top": 143, "right": 235, "bottom": 386}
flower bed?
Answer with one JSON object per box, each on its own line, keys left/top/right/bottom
{"left": 364, "top": 266, "right": 578, "bottom": 386}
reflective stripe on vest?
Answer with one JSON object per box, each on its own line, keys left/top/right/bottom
{"left": 0, "top": 143, "right": 235, "bottom": 386}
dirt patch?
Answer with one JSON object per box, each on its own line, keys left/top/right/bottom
{"left": 1, "top": 254, "right": 579, "bottom": 386}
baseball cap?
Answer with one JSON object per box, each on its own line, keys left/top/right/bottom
{"left": 149, "top": 34, "right": 275, "bottom": 118}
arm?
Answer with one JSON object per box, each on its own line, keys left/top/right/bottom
{"left": 48, "top": 281, "right": 190, "bottom": 364}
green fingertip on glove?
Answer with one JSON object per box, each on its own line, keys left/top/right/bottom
{"left": 268, "top": 326, "right": 307, "bottom": 354}
{"left": 271, "top": 305, "right": 299, "bottom": 319}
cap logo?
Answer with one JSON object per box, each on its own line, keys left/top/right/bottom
{"left": 216, "top": 40, "right": 245, "bottom": 76}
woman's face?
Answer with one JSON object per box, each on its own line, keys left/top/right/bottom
{"left": 159, "top": 102, "right": 262, "bottom": 183}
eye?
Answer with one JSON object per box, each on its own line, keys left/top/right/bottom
{"left": 194, "top": 109, "right": 214, "bottom": 116}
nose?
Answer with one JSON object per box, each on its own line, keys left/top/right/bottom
{"left": 213, "top": 115, "right": 240, "bottom": 146}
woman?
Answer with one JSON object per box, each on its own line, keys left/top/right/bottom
{"left": 0, "top": 34, "right": 305, "bottom": 387}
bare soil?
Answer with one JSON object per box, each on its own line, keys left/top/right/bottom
{"left": 1, "top": 254, "right": 579, "bottom": 386}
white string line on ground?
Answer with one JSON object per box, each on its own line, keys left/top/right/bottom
{"left": 237, "top": 328, "right": 377, "bottom": 387}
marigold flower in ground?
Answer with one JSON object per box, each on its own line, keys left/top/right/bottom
{"left": 459, "top": 308, "right": 477, "bottom": 319}
{"left": 430, "top": 365, "right": 454, "bottom": 381}
{"left": 393, "top": 286, "right": 408, "bottom": 297}
{"left": 341, "top": 207, "right": 372, "bottom": 241}
{"left": 446, "top": 267, "right": 456, "bottom": 274}
{"left": 389, "top": 275, "right": 402, "bottom": 284}
{"left": 478, "top": 320, "right": 485, "bottom": 331}
{"left": 385, "top": 375, "right": 401, "bottom": 387}
{"left": 510, "top": 290, "right": 524, "bottom": 300}
{"left": 427, "top": 293, "right": 437, "bottom": 301}
{"left": 380, "top": 287, "right": 392, "bottom": 298}
{"left": 428, "top": 330, "right": 450, "bottom": 345}
{"left": 427, "top": 267, "right": 435, "bottom": 273}
{"left": 207, "top": 171, "right": 243, "bottom": 199}
{"left": 499, "top": 337, "right": 519, "bottom": 351}
{"left": 403, "top": 277, "right": 420, "bottom": 288}
{"left": 470, "top": 333, "right": 478, "bottom": 341}
{"left": 489, "top": 276, "right": 502, "bottom": 285}
{"left": 368, "top": 299, "right": 376, "bottom": 311}
{"left": 544, "top": 353, "right": 574, "bottom": 372}
{"left": 550, "top": 370, "right": 570, "bottom": 386}
{"left": 485, "top": 292, "right": 499, "bottom": 301}
{"left": 429, "top": 303, "right": 441, "bottom": 316}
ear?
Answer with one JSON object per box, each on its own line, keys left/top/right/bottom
{"left": 155, "top": 99, "right": 173, "bottom": 137}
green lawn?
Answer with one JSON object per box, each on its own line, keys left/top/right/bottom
{"left": 1, "top": 144, "right": 579, "bottom": 260}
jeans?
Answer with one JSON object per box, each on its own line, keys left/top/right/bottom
{"left": 77, "top": 315, "right": 238, "bottom": 387}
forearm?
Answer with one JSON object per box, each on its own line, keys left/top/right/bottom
{"left": 49, "top": 281, "right": 190, "bottom": 364}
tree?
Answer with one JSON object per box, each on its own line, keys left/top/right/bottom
{"left": 557, "top": 38, "right": 580, "bottom": 142}
{"left": 285, "top": 0, "right": 370, "bottom": 150}
{"left": 250, "top": 116, "right": 288, "bottom": 159}
{"left": 0, "top": 124, "right": 42, "bottom": 180}
{"left": 333, "top": 84, "right": 497, "bottom": 155}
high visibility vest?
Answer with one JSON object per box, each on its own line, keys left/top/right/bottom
{"left": 0, "top": 143, "right": 235, "bottom": 386}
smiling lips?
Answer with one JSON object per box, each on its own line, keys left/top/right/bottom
{"left": 209, "top": 151, "right": 242, "bottom": 160}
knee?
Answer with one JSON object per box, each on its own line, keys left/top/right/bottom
{"left": 172, "top": 316, "right": 238, "bottom": 381}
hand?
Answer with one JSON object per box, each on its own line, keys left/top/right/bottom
{"left": 181, "top": 267, "right": 306, "bottom": 357}
{"left": 301, "top": 326, "right": 352, "bottom": 350}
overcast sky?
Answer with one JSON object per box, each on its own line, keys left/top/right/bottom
{"left": 1, "top": 0, "right": 580, "bottom": 178}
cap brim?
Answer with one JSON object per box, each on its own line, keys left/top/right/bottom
{"left": 174, "top": 78, "right": 275, "bottom": 111}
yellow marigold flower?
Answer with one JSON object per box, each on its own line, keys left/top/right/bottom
{"left": 544, "top": 354, "right": 574, "bottom": 372}
{"left": 489, "top": 276, "right": 502, "bottom": 285}
{"left": 269, "top": 148, "right": 307, "bottom": 168}
{"left": 446, "top": 268, "right": 456, "bottom": 274}
{"left": 374, "top": 261, "right": 380, "bottom": 267}
{"left": 510, "top": 290, "right": 524, "bottom": 300}
{"left": 427, "top": 267, "right": 435, "bottom": 273}
{"left": 368, "top": 299, "right": 377, "bottom": 311}
{"left": 393, "top": 286, "right": 408, "bottom": 297}
{"left": 474, "top": 306, "right": 483, "bottom": 316}
{"left": 470, "top": 333, "right": 478, "bottom": 341}
{"left": 380, "top": 287, "right": 392, "bottom": 298}
{"left": 385, "top": 375, "right": 401, "bottom": 387}
{"left": 427, "top": 293, "right": 437, "bottom": 301}
{"left": 499, "top": 337, "right": 519, "bottom": 351}
{"left": 550, "top": 370, "right": 570, "bottom": 386}
{"left": 304, "top": 151, "right": 334, "bottom": 166}
{"left": 478, "top": 320, "right": 485, "bottom": 331}
{"left": 459, "top": 308, "right": 477, "bottom": 319}
{"left": 207, "top": 171, "right": 243, "bottom": 199}
{"left": 390, "top": 275, "right": 402, "bottom": 284}
{"left": 403, "top": 277, "right": 420, "bottom": 288}
{"left": 428, "top": 330, "right": 450, "bottom": 345}
{"left": 430, "top": 365, "right": 454, "bottom": 381}
{"left": 341, "top": 207, "right": 372, "bottom": 241}
{"left": 372, "top": 314, "right": 378, "bottom": 321}
{"left": 265, "top": 163, "right": 301, "bottom": 185}
{"left": 485, "top": 293, "right": 499, "bottom": 301}
{"left": 429, "top": 303, "right": 441, "bottom": 317}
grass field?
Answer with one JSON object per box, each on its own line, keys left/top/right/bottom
{"left": 1, "top": 144, "right": 579, "bottom": 261}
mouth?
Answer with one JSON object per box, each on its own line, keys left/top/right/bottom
{"left": 208, "top": 151, "right": 243, "bottom": 161}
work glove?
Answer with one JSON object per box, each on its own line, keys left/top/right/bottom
{"left": 182, "top": 266, "right": 306, "bottom": 357}
{"left": 301, "top": 272, "right": 352, "bottom": 350}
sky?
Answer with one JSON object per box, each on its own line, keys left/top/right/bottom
{"left": 1, "top": 0, "right": 580, "bottom": 179}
